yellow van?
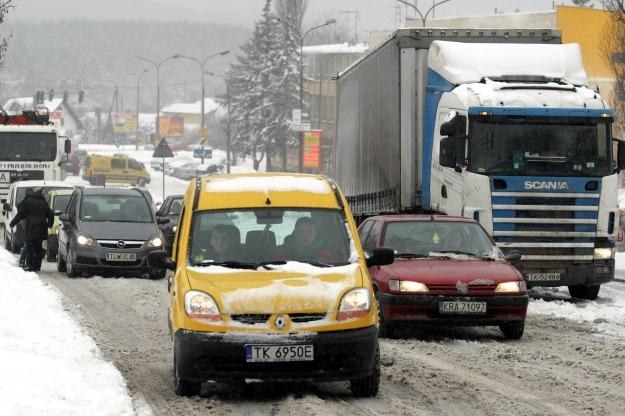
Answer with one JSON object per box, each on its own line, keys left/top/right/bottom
{"left": 83, "top": 154, "right": 151, "bottom": 186}
{"left": 148, "top": 173, "right": 394, "bottom": 397}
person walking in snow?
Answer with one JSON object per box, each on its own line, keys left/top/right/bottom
{"left": 9, "top": 187, "right": 54, "bottom": 272}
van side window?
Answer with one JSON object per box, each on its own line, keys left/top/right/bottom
{"left": 174, "top": 207, "right": 186, "bottom": 261}
{"left": 363, "top": 221, "right": 381, "bottom": 253}
{"left": 111, "top": 159, "right": 125, "bottom": 169}
{"left": 129, "top": 160, "right": 143, "bottom": 170}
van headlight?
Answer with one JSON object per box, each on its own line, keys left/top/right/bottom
{"left": 337, "top": 288, "right": 371, "bottom": 321}
{"left": 148, "top": 235, "right": 163, "bottom": 248}
{"left": 594, "top": 248, "right": 615, "bottom": 260}
{"left": 76, "top": 234, "right": 94, "bottom": 246}
{"left": 495, "top": 281, "right": 527, "bottom": 294}
{"left": 389, "top": 279, "right": 429, "bottom": 293}
{"left": 184, "top": 290, "right": 222, "bottom": 323}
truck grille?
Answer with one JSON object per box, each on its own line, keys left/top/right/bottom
{"left": 491, "top": 178, "right": 599, "bottom": 262}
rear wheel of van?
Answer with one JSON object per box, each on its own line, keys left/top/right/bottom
{"left": 568, "top": 284, "right": 601, "bottom": 300}
{"left": 500, "top": 322, "right": 525, "bottom": 340}
{"left": 65, "top": 247, "right": 80, "bottom": 278}
{"left": 173, "top": 349, "right": 201, "bottom": 397}
{"left": 350, "top": 341, "right": 380, "bottom": 397}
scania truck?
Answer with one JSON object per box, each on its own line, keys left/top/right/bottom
{"left": 334, "top": 29, "right": 625, "bottom": 300}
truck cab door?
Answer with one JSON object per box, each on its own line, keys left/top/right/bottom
{"left": 433, "top": 111, "right": 466, "bottom": 216}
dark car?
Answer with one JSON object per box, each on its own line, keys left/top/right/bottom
{"left": 156, "top": 194, "right": 183, "bottom": 255}
{"left": 57, "top": 187, "right": 169, "bottom": 279}
{"left": 72, "top": 149, "right": 89, "bottom": 165}
{"left": 61, "top": 153, "right": 81, "bottom": 175}
{"left": 359, "top": 215, "right": 528, "bottom": 339}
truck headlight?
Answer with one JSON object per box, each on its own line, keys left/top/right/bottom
{"left": 337, "top": 288, "right": 371, "bottom": 321}
{"left": 594, "top": 248, "right": 615, "bottom": 260}
{"left": 389, "top": 279, "right": 429, "bottom": 293}
{"left": 495, "top": 281, "right": 527, "bottom": 294}
{"left": 76, "top": 234, "right": 94, "bottom": 246}
{"left": 148, "top": 235, "right": 163, "bottom": 248}
{"left": 184, "top": 290, "right": 222, "bottom": 323}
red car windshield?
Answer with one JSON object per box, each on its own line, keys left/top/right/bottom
{"left": 382, "top": 221, "right": 496, "bottom": 258}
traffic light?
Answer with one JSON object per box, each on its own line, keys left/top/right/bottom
{"left": 78, "top": 90, "right": 85, "bottom": 103}
{"left": 48, "top": 89, "right": 54, "bottom": 101}
{"left": 63, "top": 90, "right": 69, "bottom": 102}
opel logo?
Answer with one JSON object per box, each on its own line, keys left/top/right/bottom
{"left": 274, "top": 316, "right": 286, "bottom": 329}
{"left": 117, "top": 240, "right": 126, "bottom": 248}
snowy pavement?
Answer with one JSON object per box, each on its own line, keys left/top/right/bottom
{"left": 0, "top": 248, "right": 148, "bottom": 416}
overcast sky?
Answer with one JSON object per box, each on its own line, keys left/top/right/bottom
{"left": 10, "top": 1, "right": 582, "bottom": 37}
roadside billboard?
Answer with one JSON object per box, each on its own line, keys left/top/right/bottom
{"left": 113, "top": 113, "right": 138, "bottom": 134}
{"left": 302, "top": 130, "right": 323, "bottom": 171}
{"left": 159, "top": 116, "right": 184, "bottom": 137}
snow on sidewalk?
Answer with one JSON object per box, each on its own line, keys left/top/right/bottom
{"left": 0, "top": 248, "right": 140, "bottom": 416}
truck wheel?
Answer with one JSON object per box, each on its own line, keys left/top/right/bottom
{"left": 350, "top": 340, "right": 380, "bottom": 397}
{"left": 568, "top": 285, "right": 601, "bottom": 300}
{"left": 57, "top": 249, "right": 67, "bottom": 272}
{"left": 500, "top": 322, "right": 525, "bottom": 340}
{"left": 375, "top": 293, "right": 394, "bottom": 338}
{"left": 173, "top": 349, "right": 201, "bottom": 397}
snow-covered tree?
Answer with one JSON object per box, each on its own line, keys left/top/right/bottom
{"left": 0, "top": 0, "right": 14, "bottom": 68}
{"left": 603, "top": 0, "right": 625, "bottom": 137}
{"left": 226, "top": 0, "right": 305, "bottom": 171}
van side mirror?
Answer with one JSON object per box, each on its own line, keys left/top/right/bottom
{"left": 53, "top": 210, "right": 63, "bottom": 216}
{"left": 366, "top": 247, "right": 395, "bottom": 267}
{"left": 147, "top": 250, "right": 176, "bottom": 271}
{"left": 616, "top": 139, "right": 625, "bottom": 171}
{"left": 157, "top": 217, "right": 170, "bottom": 225}
{"left": 59, "top": 213, "right": 71, "bottom": 223}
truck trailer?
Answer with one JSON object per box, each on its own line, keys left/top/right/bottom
{"left": 334, "top": 28, "right": 625, "bottom": 300}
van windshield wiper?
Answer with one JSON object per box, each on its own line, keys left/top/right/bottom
{"left": 395, "top": 253, "right": 427, "bottom": 259}
{"left": 292, "top": 260, "right": 340, "bottom": 268}
{"left": 195, "top": 260, "right": 288, "bottom": 270}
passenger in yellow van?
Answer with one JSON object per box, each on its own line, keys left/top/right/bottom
{"left": 281, "top": 217, "right": 334, "bottom": 263}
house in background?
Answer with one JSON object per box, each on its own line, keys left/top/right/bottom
{"left": 3, "top": 96, "right": 84, "bottom": 137}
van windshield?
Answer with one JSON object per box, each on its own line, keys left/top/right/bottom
{"left": 16, "top": 187, "right": 70, "bottom": 205}
{"left": 189, "top": 208, "right": 354, "bottom": 267}
{"left": 80, "top": 195, "right": 153, "bottom": 223}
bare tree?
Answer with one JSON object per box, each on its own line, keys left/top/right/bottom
{"left": 275, "top": 0, "right": 307, "bottom": 34}
{"left": 603, "top": 1, "right": 625, "bottom": 136}
{"left": 0, "top": 0, "right": 14, "bottom": 68}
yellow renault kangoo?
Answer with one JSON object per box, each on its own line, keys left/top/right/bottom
{"left": 148, "top": 173, "right": 394, "bottom": 397}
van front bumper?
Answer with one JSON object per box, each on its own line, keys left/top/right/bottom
{"left": 174, "top": 326, "right": 378, "bottom": 383}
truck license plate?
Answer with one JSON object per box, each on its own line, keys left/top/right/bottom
{"left": 439, "top": 301, "right": 487, "bottom": 314}
{"left": 526, "top": 273, "right": 561, "bottom": 282}
{"left": 105, "top": 253, "right": 136, "bottom": 262}
{"left": 245, "top": 344, "right": 314, "bottom": 363}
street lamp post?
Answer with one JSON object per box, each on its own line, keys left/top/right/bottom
{"left": 298, "top": 19, "right": 336, "bottom": 173}
{"left": 178, "top": 50, "right": 230, "bottom": 164}
{"left": 205, "top": 71, "right": 233, "bottom": 174}
{"left": 136, "top": 54, "right": 182, "bottom": 201}
{"left": 131, "top": 69, "right": 149, "bottom": 150}
{"left": 396, "top": 0, "right": 451, "bottom": 27}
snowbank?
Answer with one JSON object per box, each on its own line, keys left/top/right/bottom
{"left": 0, "top": 248, "right": 138, "bottom": 416}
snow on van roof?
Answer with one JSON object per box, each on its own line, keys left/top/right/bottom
{"left": 205, "top": 175, "right": 331, "bottom": 194}
{"left": 428, "top": 41, "right": 588, "bottom": 86}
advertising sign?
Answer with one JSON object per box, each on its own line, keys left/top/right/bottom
{"left": 113, "top": 113, "right": 138, "bottom": 134}
{"left": 159, "top": 116, "right": 184, "bottom": 137}
{"left": 302, "top": 130, "right": 323, "bottom": 171}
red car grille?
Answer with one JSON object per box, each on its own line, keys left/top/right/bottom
{"left": 427, "top": 284, "right": 497, "bottom": 296}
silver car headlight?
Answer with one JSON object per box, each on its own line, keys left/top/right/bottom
{"left": 148, "top": 235, "right": 163, "bottom": 248}
{"left": 76, "top": 234, "right": 94, "bottom": 247}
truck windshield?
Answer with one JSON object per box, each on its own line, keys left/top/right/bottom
{"left": 0, "top": 132, "right": 57, "bottom": 161}
{"left": 469, "top": 119, "right": 612, "bottom": 177}
{"left": 189, "top": 208, "right": 354, "bottom": 267}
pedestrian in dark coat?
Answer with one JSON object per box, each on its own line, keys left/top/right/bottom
{"left": 9, "top": 187, "right": 54, "bottom": 272}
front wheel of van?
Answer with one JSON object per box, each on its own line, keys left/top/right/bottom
{"left": 173, "top": 350, "right": 201, "bottom": 397}
{"left": 137, "top": 178, "right": 147, "bottom": 187}
{"left": 350, "top": 341, "right": 380, "bottom": 397}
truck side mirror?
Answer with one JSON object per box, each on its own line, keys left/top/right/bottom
{"left": 64, "top": 138, "right": 72, "bottom": 154}
{"left": 439, "top": 136, "right": 456, "bottom": 168}
{"left": 617, "top": 139, "right": 625, "bottom": 171}
{"left": 440, "top": 120, "right": 456, "bottom": 137}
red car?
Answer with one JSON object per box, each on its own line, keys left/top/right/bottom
{"left": 359, "top": 215, "right": 528, "bottom": 339}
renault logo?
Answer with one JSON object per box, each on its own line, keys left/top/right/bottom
{"left": 117, "top": 240, "right": 126, "bottom": 248}
{"left": 274, "top": 316, "right": 286, "bottom": 329}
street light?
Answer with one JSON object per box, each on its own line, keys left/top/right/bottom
{"left": 178, "top": 50, "right": 230, "bottom": 164}
{"left": 298, "top": 18, "right": 336, "bottom": 172}
{"left": 130, "top": 69, "right": 149, "bottom": 150}
{"left": 396, "top": 0, "right": 451, "bottom": 27}
{"left": 135, "top": 54, "right": 182, "bottom": 144}
{"left": 205, "top": 71, "right": 232, "bottom": 174}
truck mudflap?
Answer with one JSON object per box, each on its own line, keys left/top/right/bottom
{"left": 518, "top": 260, "right": 614, "bottom": 288}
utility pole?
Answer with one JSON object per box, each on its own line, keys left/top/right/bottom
{"left": 133, "top": 69, "right": 149, "bottom": 150}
